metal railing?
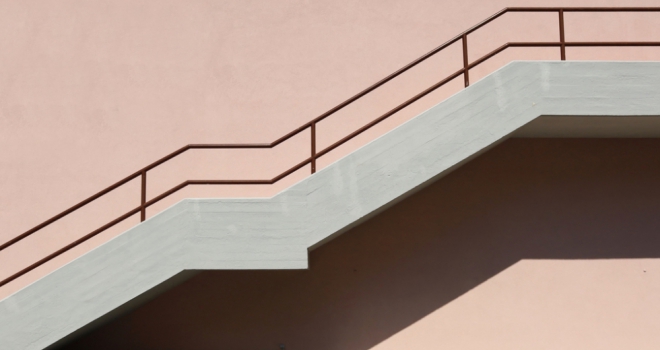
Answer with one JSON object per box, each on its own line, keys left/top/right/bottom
{"left": 2, "top": 7, "right": 660, "bottom": 288}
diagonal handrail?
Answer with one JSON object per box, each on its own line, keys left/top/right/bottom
{"left": 2, "top": 7, "right": 660, "bottom": 288}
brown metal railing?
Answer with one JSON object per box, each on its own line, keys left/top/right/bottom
{"left": 2, "top": 7, "right": 660, "bottom": 288}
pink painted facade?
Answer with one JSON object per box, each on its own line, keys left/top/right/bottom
{"left": 2, "top": 1, "right": 660, "bottom": 347}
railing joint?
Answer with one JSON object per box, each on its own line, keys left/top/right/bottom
{"left": 462, "top": 34, "right": 470, "bottom": 87}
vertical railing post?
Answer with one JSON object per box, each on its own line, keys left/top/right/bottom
{"left": 559, "top": 9, "right": 566, "bottom": 60}
{"left": 462, "top": 34, "right": 469, "bottom": 87}
{"left": 310, "top": 123, "right": 317, "bottom": 174}
{"left": 140, "top": 170, "right": 146, "bottom": 221}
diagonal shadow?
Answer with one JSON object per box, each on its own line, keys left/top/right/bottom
{"left": 61, "top": 138, "right": 660, "bottom": 350}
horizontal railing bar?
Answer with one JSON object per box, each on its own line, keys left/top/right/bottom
{"left": 507, "top": 7, "right": 660, "bottom": 12}
{"left": 509, "top": 41, "right": 660, "bottom": 47}
{"left": 187, "top": 180, "right": 272, "bottom": 185}
{"left": 566, "top": 42, "right": 660, "bottom": 46}
{"left": 188, "top": 144, "right": 272, "bottom": 149}
{"left": 508, "top": 42, "right": 561, "bottom": 47}
{"left": 562, "top": 8, "right": 660, "bottom": 12}
{"left": 468, "top": 41, "right": 660, "bottom": 71}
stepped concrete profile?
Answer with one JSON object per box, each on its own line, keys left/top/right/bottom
{"left": 1, "top": 61, "right": 660, "bottom": 349}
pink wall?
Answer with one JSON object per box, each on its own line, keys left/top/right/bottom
{"left": 2, "top": 0, "right": 660, "bottom": 297}
{"left": 61, "top": 139, "right": 660, "bottom": 349}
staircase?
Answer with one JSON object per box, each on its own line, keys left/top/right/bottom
{"left": 2, "top": 7, "right": 660, "bottom": 350}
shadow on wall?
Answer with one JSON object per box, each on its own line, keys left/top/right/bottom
{"left": 62, "top": 139, "right": 660, "bottom": 350}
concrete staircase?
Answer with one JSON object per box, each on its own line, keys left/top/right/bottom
{"left": 2, "top": 61, "right": 660, "bottom": 349}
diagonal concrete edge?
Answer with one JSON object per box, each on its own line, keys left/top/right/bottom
{"left": 1, "top": 61, "right": 660, "bottom": 349}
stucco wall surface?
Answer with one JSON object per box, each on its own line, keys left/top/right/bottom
{"left": 1, "top": 61, "right": 660, "bottom": 349}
